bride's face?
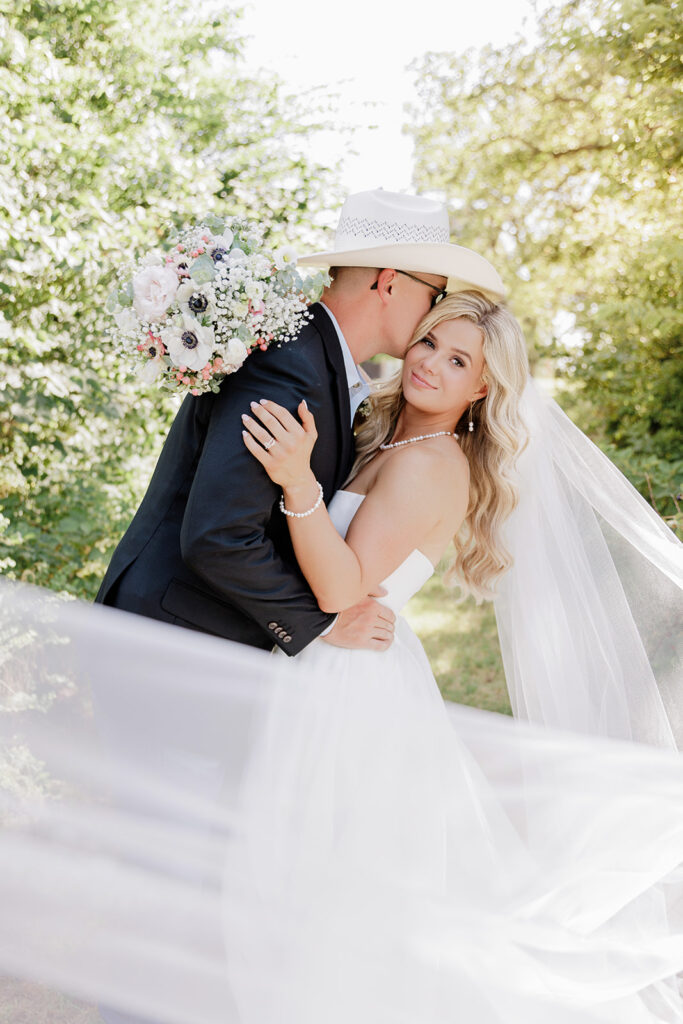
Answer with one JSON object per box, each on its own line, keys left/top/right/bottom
{"left": 402, "top": 317, "right": 487, "bottom": 418}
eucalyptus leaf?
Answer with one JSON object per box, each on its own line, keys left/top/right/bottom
{"left": 189, "top": 254, "right": 216, "bottom": 284}
{"left": 204, "top": 214, "right": 225, "bottom": 233}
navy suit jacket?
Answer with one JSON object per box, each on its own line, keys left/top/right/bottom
{"left": 95, "top": 304, "right": 354, "bottom": 655}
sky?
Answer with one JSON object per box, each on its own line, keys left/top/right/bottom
{"left": 240, "top": 0, "right": 553, "bottom": 197}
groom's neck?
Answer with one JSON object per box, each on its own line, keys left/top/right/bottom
{"left": 322, "top": 293, "right": 383, "bottom": 364}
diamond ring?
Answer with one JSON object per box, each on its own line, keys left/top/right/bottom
{"left": 263, "top": 437, "right": 276, "bottom": 451}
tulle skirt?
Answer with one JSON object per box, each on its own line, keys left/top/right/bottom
{"left": 223, "top": 618, "right": 683, "bottom": 1023}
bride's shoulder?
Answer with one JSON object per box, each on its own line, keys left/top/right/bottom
{"left": 377, "top": 440, "right": 469, "bottom": 500}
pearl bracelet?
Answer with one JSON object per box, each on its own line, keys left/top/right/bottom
{"left": 279, "top": 481, "right": 324, "bottom": 518}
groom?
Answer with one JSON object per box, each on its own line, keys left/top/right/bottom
{"left": 96, "top": 189, "right": 505, "bottom": 658}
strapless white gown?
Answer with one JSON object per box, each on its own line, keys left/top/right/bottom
{"left": 223, "top": 491, "right": 683, "bottom": 1024}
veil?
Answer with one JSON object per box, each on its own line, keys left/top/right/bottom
{"left": 494, "top": 379, "right": 683, "bottom": 748}
{"left": 1, "top": 577, "right": 683, "bottom": 1023}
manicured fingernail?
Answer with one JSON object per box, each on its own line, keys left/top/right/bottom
{"left": 259, "top": 398, "right": 268, "bottom": 405}
{"left": 241, "top": 413, "right": 249, "bottom": 422}
{"left": 250, "top": 401, "right": 258, "bottom": 409}
{"left": 301, "top": 399, "right": 308, "bottom": 409}
{"left": 242, "top": 430, "right": 248, "bottom": 438}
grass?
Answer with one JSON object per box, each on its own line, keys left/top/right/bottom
{"left": 404, "top": 565, "right": 512, "bottom": 716}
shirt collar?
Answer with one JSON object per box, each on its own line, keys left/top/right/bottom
{"left": 320, "top": 302, "right": 364, "bottom": 392}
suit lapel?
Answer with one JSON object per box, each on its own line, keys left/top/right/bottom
{"left": 309, "top": 303, "right": 354, "bottom": 492}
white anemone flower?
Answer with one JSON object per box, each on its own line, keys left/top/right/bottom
{"left": 176, "top": 281, "right": 217, "bottom": 320}
{"left": 213, "top": 228, "right": 234, "bottom": 250}
{"left": 206, "top": 229, "right": 235, "bottom": 268}
{"left": 161, "top": 315, "right": 215, "bottom": 372}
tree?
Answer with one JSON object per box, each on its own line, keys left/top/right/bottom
{"left": 409, "top": 0, "right": 682, "bottom": 522}
{"left": 0, "top": 0, "right": 339, "bottom": 596}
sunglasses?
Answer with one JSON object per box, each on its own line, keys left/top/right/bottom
{"left": 370, "top": 270, "right": 447, "bottom": 308}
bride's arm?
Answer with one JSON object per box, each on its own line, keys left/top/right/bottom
{"left": 242, "top": 399, "right": 467, "bottom": 613}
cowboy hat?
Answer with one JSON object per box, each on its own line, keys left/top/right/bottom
{"left": 298, "top": 189, "right": 506, "bottom": 300}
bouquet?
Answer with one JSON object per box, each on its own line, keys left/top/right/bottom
{"left": 107, "top": 214, "right": 328, "bottom": 396}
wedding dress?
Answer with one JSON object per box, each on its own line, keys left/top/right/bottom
{"left": 222, "top": 490, "right": 683, "bottom": 1024}
{"left": 0, "top": 489, "right": 682, "bottom": 1023}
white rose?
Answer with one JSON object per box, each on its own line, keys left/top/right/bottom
{"left": 223, "top": 338, "right": 248, "bottom": 370}
{"left": 113, "top": 308, "right": 139, "bottom": 333}
{"left": 273, "top": 246, "right": 298, "bottom": 271}
{"left": 232, "top": 300, "right": 249, "bottom": 319}
{"left": 161, "top": 315, "right": 215, "bottom": 372}
{"left": 132, "top": 265, "right": 179, "bottom": 322}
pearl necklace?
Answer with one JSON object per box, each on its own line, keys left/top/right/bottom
{"left": 379, "top": 430, "right": 458, "bottom": 450}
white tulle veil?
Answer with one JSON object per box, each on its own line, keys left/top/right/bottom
{"left": 494, "top": 378, "right": 682, "bottom": 748}
{"left": 1, "top": 573, "right": 683, "bottom": 1023}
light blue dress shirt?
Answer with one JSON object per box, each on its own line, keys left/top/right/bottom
{"left": 320, "top": 303, "right": 371, "bottom": 419}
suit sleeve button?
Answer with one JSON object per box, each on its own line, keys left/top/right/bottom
{"left": 283, "top": 635, "right": 292, "bottom": 643}
{"left": 268, "top": 621, "right": 277, "bottom": 630}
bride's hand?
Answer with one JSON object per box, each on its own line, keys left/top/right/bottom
{"left": 242, "top": 398, "right": 317, "bottom": 490}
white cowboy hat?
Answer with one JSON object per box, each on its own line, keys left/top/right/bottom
{"left": 298, "top": 188, "right": 506, "bottom": 300}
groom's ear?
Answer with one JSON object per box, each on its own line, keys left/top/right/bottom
{"left": 372, "top": 268, "right": 397, "bottom": 303}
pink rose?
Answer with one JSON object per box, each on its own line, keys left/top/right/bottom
{"left": 132, "top": 265, "right": 179, "bottom": 322}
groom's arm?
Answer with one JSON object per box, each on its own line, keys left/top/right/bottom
{"left": 179, "top": 347, "right": 338, "bottom": 655}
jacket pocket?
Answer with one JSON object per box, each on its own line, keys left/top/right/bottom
{"left": 160, "top": 577, "right": 270, "bottom": 649}
{"left": 160, "top": 577, "right": 234, "bottom": 635}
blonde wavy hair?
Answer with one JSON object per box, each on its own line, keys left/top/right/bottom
{"left": 351, "top": 291, "right": 529, "bottom": 600}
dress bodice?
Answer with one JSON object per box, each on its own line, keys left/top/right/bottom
{"left": 327, "top": 490, "right": 434, "bottom": 615}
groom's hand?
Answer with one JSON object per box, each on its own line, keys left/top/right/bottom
{"left": 321, "top": 594, "right": 395, "bottom": 651}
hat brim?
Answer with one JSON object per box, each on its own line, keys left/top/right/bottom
{"left": 298, "top": 242, "right": 506, "bottom": 301}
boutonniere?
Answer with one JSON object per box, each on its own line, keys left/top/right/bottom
{"left": 356, "top": 398, "right": 372, "bottom": 420}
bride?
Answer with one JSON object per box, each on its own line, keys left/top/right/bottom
{"left": 230, "top": 290, "right": 683, "bottom": 1022}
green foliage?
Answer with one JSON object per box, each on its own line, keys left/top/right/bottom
{"left": 409, "top": 0, "right": 682, "bottom": 525}
{"left": 0, "top": 0, "right": 339, "bottom": 596}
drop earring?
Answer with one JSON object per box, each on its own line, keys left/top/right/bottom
{"left": 468, "top": 401, "right": 474, "bottom": 433}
